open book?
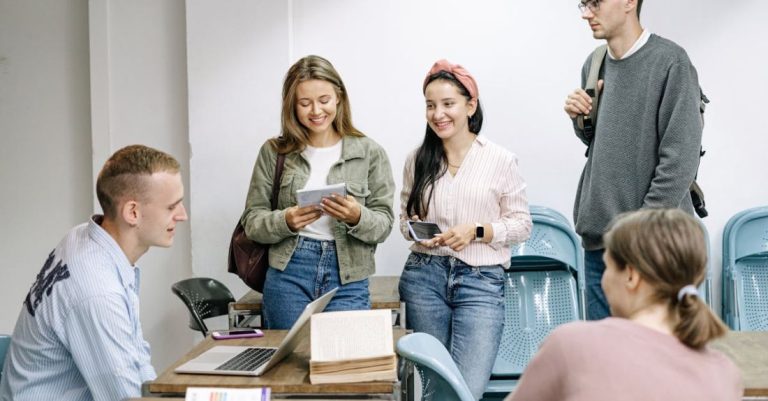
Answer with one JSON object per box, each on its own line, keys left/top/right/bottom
{"left": 309, "top": 309, "right": 398, "bottom": 384}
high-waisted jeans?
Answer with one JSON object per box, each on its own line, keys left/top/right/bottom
{"left": 399, "top": 252, "right": 504, "bottom": 400}
{"left": 263, "top": 236, "right": 370, "bottom": 329}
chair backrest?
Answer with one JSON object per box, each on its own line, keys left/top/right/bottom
{"left": 510, "top": 214, "right": 585, "bottom": 316}
{"left": 528, "top": 205, "right": 571, "bottom": 228}
{"left": 171, "top": 278, "right": 235, "bottom": 336}
{"left": 491, "top": 269, "right": 579, "bottom": 377}
{"left": 723, "top": 207, "right": 768, "bottom": 330}
{"left": 396, "top": 333, "right": 475, "bottom": 401}
{"left": 489, "top": 211, "right": 583, "bottom": 381}
{"left": 0, "top": 334, "right": 10, "bottom": 380}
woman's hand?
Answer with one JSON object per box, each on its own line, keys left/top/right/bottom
{"left": 434, "top": 223, "right": 475, "bottom": 251}
{"left": 322, "top": 193, "right": 362, "bottom": 225}
{"left": 285, "top": 205, "right": 323, "bottom": 232}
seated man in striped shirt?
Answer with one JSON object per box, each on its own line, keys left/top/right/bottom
{"left": 0, "top": 145, "right": 188, "bottom": 401}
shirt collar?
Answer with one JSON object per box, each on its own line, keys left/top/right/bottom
{"left": 474, "top": 135, "right": 488, "bottom": 146}
{"left": 607, "top": 29, "right": 651, "bottom": 60}
{"left": 88, "top": 215, "right": 139, "bottom": 291}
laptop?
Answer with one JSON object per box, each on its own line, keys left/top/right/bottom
{"left": 175, "top": 287, "right": 338, "bottom": 376}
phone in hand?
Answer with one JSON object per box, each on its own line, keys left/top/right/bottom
{"left": 407, "top": 220, "right": 442, "bottom": 242}
{"left": 211, "top": 329, "right": 264, "bottom": 340}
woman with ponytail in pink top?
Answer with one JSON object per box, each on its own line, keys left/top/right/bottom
{"left": 507, "top": 209, "right": 743, "bottom": 401}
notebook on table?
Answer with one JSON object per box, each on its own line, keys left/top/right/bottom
{"left": 175, "top": 287, "right": 338, "bottom": 376}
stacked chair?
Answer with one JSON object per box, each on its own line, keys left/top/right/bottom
{"left": 722, "top": 206, "right": 768, "bottom": 330}
{"left": 482, "top": 206, "right": 584, "bottom": 400}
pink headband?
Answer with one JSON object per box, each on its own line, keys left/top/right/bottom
{"left": 423, "top": 59, "right": 479, "bottom": 99}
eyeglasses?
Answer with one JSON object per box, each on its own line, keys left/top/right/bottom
{"left": 578, "top": 0, "right": 600, "bottom": 13}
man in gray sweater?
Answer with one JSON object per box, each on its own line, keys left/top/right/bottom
{"left": 564, "top": 0, "right": 703, "bottom": 319}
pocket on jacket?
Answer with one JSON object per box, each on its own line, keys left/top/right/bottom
{"left": 346, "top": 181, "right": 371, "bottom": 204}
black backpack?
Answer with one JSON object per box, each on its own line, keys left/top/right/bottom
{"left": 576, "top": 44, "right": 709, "bottom": 218}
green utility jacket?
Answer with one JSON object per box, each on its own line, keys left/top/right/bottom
{"left": 241, "top": 135, "right": 395, "bottom": 284}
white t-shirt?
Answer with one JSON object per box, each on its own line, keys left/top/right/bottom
{"left": 299, "top": 141, "right": 343, "bottom": 240}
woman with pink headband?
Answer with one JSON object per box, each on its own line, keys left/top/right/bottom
{"left": 398, "top": 59, "right": 532, "bottom": 399}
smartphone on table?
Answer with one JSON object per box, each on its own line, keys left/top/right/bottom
{"left": 407, "top": 220, "right": 442, "bottom": 242}
{"left": 211, "top": 328, "right": 264, "bottom": 340}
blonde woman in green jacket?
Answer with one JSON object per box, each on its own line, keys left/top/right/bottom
{"left": 241, "top": 55, "right": 395, "bottom": 329}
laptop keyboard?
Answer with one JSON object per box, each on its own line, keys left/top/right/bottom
{"left": 215, "top": 347, "right": 277, "bottom": 372}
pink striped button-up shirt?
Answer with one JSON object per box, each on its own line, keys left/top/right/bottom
{"left": 399, "top": 135, "right": 532, "bottom": 267}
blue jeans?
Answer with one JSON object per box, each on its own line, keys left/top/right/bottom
{"left": 585, "top": 249, "right": 610, "bottom": 320}
{"left": 263, "top": 236, "right": 371, "bottom": 329}
{"left": 398, "top": 252, "right": 504, "bottom": 400}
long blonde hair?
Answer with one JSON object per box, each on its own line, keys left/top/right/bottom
{"left": 604, "top": 208, "right": 727, "bottom": 349}
{"left": 272, "top": 55, "right": 363, "bottom": 154}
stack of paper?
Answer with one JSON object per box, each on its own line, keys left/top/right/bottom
{"left": 309, "top": 309, "right": 398, "bottom": 384}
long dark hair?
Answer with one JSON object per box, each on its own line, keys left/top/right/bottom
{"left": 406, "top": 71, "right": 483, "bottom": 218}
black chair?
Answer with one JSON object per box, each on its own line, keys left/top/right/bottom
{"left": 171, "top": 278, "right": 235, "bottom": 337}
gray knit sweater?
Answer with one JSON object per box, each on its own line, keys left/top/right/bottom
{"left": 573, "top": 34, "right": 703, "bottom": 250}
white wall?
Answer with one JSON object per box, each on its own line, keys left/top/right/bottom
{"left": 0, "top": 0, "right": 92, "bottom": 335}
{"left": 89, "top": 0, "right": 197, "bottom": 370}
{"left": 1, "top": 0, "right": 197, "bottom": 372}
{"left": 187, "top": 0, "right": 768, "bottom": 312}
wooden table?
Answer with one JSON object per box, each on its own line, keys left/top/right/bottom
{"left": 132, "top": 398, "right": 373, "bottom": 400}
{"left": 133, "top": 398, "right": 373, "bottom": 400}
{"left": 711, "top": 331, "right": 768, "bottom": 399}
{"left": 145, "top": 328, "right": 411, "bottom": 400}
{"left": 229, "top": 276, "right": 404, "bottom": 328}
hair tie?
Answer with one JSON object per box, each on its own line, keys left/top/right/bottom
{"left": 677, "top": 284, "right": 699, "bottom": 302}
{"left": 423, "top": 59, "right": 479, "bottom": 99}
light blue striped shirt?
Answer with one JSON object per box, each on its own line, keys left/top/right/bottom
{"left": 0, "top": 216, "right": 156, "bottom": 401}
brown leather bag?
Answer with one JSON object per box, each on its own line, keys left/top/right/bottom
{"left": 228, "top": 153, "right": 286, "bottom": 293}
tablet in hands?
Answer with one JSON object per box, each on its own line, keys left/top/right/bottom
{"left": 296, "top": 183, "right": 347, "bottom": 208}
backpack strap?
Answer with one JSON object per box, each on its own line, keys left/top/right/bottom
{"left": 270, "top": 153, "right": 286, "bottom": 210}
{"left": 576, "top": 44, "right": 608, "bottom": 145}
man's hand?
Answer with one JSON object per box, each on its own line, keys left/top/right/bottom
{"left": 564, "top": 80, "right": 603, "bottom": 119}
{"left": 285, "top": 205, "right": 322, "bottom": 231}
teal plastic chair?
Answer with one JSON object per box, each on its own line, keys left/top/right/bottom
{"left": 1, "top": 334, "right": 10, "bottom": 380}
{"left": 171, "top": 278, "right": 235, "bottom": 337}
{"left": 721, "top": 208, "right": 759, "bottom": 326}
{"left": 723, "top": 207, "right": 768, "bottom": 330}
{"left": 508, "top": 214, "right": 585, "bottom": 315}
{"left": 396, "top": 333, "right": 474, "bottom": 401}
{"left": 528, "top": 205, "right": 570, "bottom": 227}
{"left": 484, "top": 211, "right": 584, "bottom": 399}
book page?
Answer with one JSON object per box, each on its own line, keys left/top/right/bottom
{"left": 311, "top": 309, "right": 393, "bottom": 362}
